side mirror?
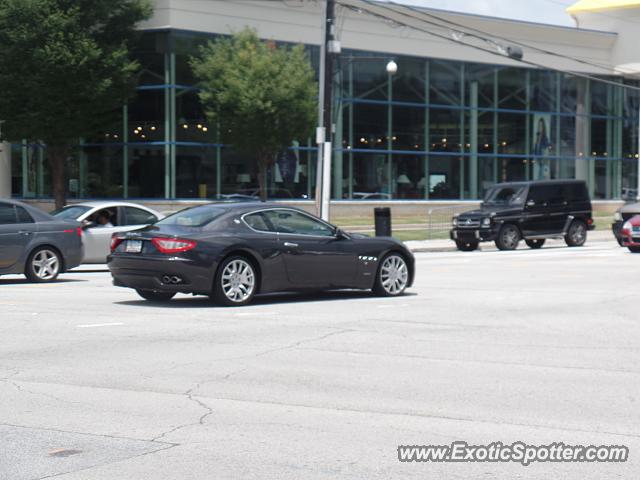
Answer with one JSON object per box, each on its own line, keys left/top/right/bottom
{"left": 334, "top": 227, "right": 349, "bottom": 240}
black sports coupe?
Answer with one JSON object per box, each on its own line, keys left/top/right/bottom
{"left": 107, "top": 203, "right": 414, "bottom": 306}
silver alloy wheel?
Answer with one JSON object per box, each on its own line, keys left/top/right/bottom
{"left": 570, "top": 222, "right": 586, "bottom": 245}
{"left": 221, "top": 259, "right": 255, "bottom": 303}
{"left": 380, "top": 255, "right": 408, "bottom": 295}
{"left": 502, "top": 226, "right": 520, "bottom": 249}
{"left": 31, "top": 249, "right": 60, "bottom": 280}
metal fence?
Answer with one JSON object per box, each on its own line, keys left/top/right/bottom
{"left": 425, "top": 205, "right": 476, "bottom": 240}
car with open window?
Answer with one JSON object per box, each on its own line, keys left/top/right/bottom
{"left": 450, "top": 180, "right": 594, "bottom": 251}
{"left": 51, "top": 201, "right": 163, "bottom": 263}
{"left": 107, "top": 203, "right": 414, "bottom": 306}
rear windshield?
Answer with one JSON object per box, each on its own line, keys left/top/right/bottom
{"left": 484, "top": 185, "right": 527, "bottom": 206}
{"left": 156, "top": 205, "right": 225, "bottom": 227}
{"left": 50, "top": 205, "right": 91, "bottom": 220}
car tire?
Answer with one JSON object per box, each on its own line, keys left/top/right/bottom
{"left": 213, "top": 255, "right": 258, "bottom": 306}
{"left": 495, "top": 224, "right": 521, "bottom": 251}
{"left": 373, "top": 253, "right": 409, "bottom": 297}
{"left": 136, "top": 289, "right": 176, "bottom": 302}
{"left": 628, "top": 246, "right": 640, "bottom": 253}
{"left": 525, "top": 239, "right": 545, "bottom": 249}
{"left": 565, "top": 220, "right": 587, "bottom": 247}
{"left": 24, "top": 247, "right": 62, "bottom": 283}
{"left": 455, "top": 240, "right": 479, "bottom": 252}
{"left": 617, "top": 237, "right": 625, "bottom": 247}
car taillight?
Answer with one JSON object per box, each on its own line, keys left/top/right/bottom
{"left": 151, "top": 237, "right": 197, "bottom": 254}
{"left": 587, "top": 218, "right": 594, "bottom": 226}
{"left": 64, "top": 227, "right": 83, "bottom": 237}
{"left": 76, "top": 227, "right": 82, "bottom": 237}
{"left": 111, "top": 234, "right": 125, "bottom": 252}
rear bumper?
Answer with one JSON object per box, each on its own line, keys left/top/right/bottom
{"left": 107, "top": 254, "right": 215, "bottom": 294}
{"left": 62, "top": 245, "right": 84, "bottom": 272}
{"left": 450, "top": 228, "right": 497, "bottom": 243}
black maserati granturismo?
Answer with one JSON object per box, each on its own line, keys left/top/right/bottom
{"left": 107, "top": 203, "right": 414, "bottom": 306}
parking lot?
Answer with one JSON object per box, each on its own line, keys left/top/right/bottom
{"left": 1, "top": 241, "right": 639, "bottom": 479}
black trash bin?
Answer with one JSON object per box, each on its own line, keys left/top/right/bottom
{"left": 374, "top": 207, "right": 392, "bottom": 237}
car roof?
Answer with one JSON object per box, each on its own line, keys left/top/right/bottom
{"left": 1, "top": 199, "right": 56, "bottom": 221}
{"left": 65, "top": 201, "right": 160, "bottom": 212}
{"left": 178, "top": 202, "right": 312, "bottom": 217}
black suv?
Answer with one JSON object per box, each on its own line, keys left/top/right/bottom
{"left": 450, "top": 180, "right": 594, "bottom": 251}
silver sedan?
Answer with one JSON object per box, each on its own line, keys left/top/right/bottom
{"left": 51, "top": 202, "right": 164, "bottom": 263}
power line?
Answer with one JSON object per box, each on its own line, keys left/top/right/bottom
{"left": 340, "top": 0, "right": 640, "bottom": 92}
{"left": 385, "top": 0, "right": 616, "bottom": 73}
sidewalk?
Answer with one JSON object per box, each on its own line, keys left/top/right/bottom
{"left": 405, "top": 229, "right": 616, "bottom": 253}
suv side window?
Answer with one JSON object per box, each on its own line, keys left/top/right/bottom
{"left": 16, "top": 206, "right": 34, "bottom": 223}
{"left": 263, "top": 210, "right": 334, "bottom": 237}
{"left": 0, "top": 203, "right": 17, "bottom": 224}
{"left": 563, "top": 183, "right": 589, "bottom": 203}
{"left": 123, "top": 207, "right": 157, "bottom": 226}
{"left": 527, "top": 185, "right": 563, "bottom": 206}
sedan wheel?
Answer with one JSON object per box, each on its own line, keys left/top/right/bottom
{"left": 214, "top": 256, "right": 257, "bottom": 306}
{"left": 374, "top": 253, "right": 409, "bottom": 297}
{"left": 25, "top": 248, "right": 61, "bottom": 283}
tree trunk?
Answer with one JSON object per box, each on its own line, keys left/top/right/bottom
{"left": 48, "top": 145, "right": 69, "bottom": 210}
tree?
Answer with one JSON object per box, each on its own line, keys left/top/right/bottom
{"left": 0, "top": 0, "right": 152, "bottom": 208}
{"left": 191, "top": 29, "right": 317, "bottom": 202}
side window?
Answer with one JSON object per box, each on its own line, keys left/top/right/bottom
{"left": 527, "top": 185, "right": 561, "bottom": 205}
{"left": 563, "top": 183, "right": 589, "bottom": 203}
{"left": 243, "top": 212, "right": 273, "bottom": 232}
{"left": 0, "top": 204, "right": 17, "bottom": 225}
{"left": 123, "top": 207, "right": 157, "bottom": 226}
{"left": 264, "top": 210, "right": 334, "bottom": 237}
{"left": 16, "top": 206, "right": 34, "bottom": 223}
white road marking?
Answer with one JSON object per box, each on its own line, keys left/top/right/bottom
{"left": 76, "top": 322, "right": 124, "bottom": 328}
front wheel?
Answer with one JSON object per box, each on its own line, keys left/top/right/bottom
{"left": 25, "top": 247, "right": 62, "bottom": 283}
{"left": 525, "top": 239, "right": 545, "bottom": 249}
{"left": 213, "top": 256, "right": 257, "bottom": 306}
{"left": 628, "top": 246, "right": 640, "bottom": 253}
{"left": 136, "top": 290, "right": 176, "bottom": 302}
{"left": 565, "top": 220, "right": 587, "bottom": 247}
{"left": 455, "top": 240, "right": 479, "bottom": 252}
{"left": 373, "top": 253, "right": 409, "bottom": 297}
{"left": 495, "top": 225, "right": 521, "bottom": 251}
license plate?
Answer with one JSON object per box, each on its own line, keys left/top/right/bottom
{"left": 125, "top": 240, "right": 143, "bottom": 253}
{"left": 633, "top": 226, "right": 640, "bottom": 232}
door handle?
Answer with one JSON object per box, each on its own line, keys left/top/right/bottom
{"left": 18, "top": 230, "right": 32, "bottom": 236}
{"left": 284, "top": 242, "right": 298, "bottom": 248}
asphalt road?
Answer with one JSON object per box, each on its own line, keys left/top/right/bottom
{"left": 1, "top": 241, "right": 639, "bottom": 479}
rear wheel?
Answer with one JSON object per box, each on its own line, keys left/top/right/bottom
{"left": 213, "top": 256, "right": 257, "bottom": 306}
{"left": 373, "top": 253, "right": 409, "bottom": 297}
{"left": 628, "top": 246, "right": 640, "bottom": 253}
{"left": 495, "top": 224, "right": 521, "bottom": 251}
{"left": 525, "top": 239, "right": 545, "bottom": 249}
{"left": 136, "top": 290, "right": 176, "bottom": 302}
{"left": 565, "top": 220, "right": 587, "bottom": 247}
{"left": 25, "top": 247, "right": 61, "bottom": 283}
{"left": 455, "top": 240, "right": 478, "bottom": 252}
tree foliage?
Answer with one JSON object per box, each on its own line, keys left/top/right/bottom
{"left": 0, "top": 0, "right": 152, "bottom": 207}
{"left": 191, "top": 29, "right": 317, "bottom": 201}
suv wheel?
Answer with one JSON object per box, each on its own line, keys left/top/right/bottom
{"left": 525, "top": 239, "right": 545, "bottom": 249}
{"left": 455, "top": 240, "right": 479, "bottom": 252}
{"left": 565, "top": 220, "right": 587, "bottom": 247}
{"left": 136, "top": 290, "right": 176, "bottom": 302}
{"left": 495, "top": 224, "right": 521, "bottom": 251}
{"left": 25, "top": 247, "right": 62, "bottom": 283}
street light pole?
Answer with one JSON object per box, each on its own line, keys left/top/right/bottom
{"left": 315, "top": 0, "right": 338, "bottom": 221}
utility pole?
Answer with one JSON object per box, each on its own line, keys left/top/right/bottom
{"left": 315, "top": 0, "right": 339, "bottom": 221}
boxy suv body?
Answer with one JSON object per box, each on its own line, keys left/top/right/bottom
{"left": 450, "top": 180, "right": 594, "bottom": 251}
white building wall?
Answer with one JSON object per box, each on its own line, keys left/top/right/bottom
{"left": 142, "top": 0, "right": 620, "bottom": 75}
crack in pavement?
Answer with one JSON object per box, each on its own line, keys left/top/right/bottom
{"left": 151, "top": 385, "right": 214, "bottom": 442}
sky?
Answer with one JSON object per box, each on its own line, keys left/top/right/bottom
{"left": 394, "top": 0, "right": 576, "bottom": 26}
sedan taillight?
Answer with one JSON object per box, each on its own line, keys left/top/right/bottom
{"left": 151, "top": 237, "right": 197, "bottom": 254}
{"left": 111, "top": 234, "right": 125, "bottom": 253}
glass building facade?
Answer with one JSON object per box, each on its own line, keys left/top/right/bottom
{"left": 9, "top": 30, "right": 640, "bottom": 201}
